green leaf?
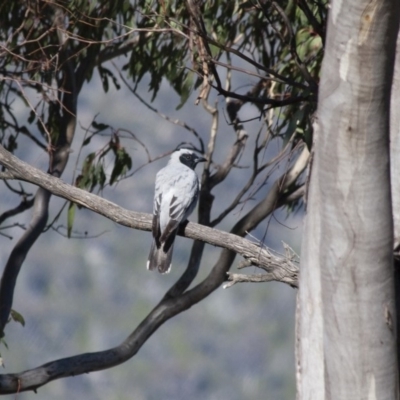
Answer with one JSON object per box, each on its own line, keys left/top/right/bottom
{"left": 99, "top": 66, "right": 109, "bottom": 92}
{"left": 92, "top": 121, "right": 109, "bottom": 132}
{"left": 176, "top": 71, "right": 194, "bottom": 110}
{"left": 67, "top": 202, "right": 76, "bottom": 238}
{"left": 10, "top": 309, "right": 25, "bottom": 327}
{"left": 28, "top": 110, "right": 35, "bottom": 124}
{"left": 96, "top": 164, "right": 106, "bottom": 188}
{"left": 110, "top": 148, "right": 132, "bottom": 185}
{"left": 82, "top": 134, "right": 93, "bottom": 146}
{"left": 82, "top": 152, "right": 96, "bottom": 177}
{"left": 110, "top": 160, "right": 123, "bottom": 185}
{"left": 6, "top": 134, "right": 17, "bottom": 152}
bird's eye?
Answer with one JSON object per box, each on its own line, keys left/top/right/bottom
{"left": 184, "top": 154, "right": 190, "bottom": 159}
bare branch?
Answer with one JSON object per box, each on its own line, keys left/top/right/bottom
{"left": 0, "top": 144, "right": 293, "bottom": 272}
{"left": 0, "top": 172, "right": 15, "bottom": 180}
{"left": 224, "top": 241, "right": 299, "bottom": 288}
{"left": 209, "top": 130, "right": 248, "bottom": 188}
{"left": 186, "top": 0, "right": 222, "bottom": 102}
{"left": 224, "top": 270, "right": 298, "bottom": 289}
{"left": 0, "top": 197, "right": 34, "bottom": 225}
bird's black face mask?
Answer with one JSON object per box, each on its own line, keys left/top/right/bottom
{"left": 179, "top": 152, "right": 206, "bottom": 169}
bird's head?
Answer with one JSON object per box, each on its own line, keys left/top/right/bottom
{"left": 170, "top": 148, "right": 206, "bottom": 170}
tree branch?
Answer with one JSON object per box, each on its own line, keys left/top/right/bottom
{"left": 0, "top": 197, "right": 35, "bottom": 225}
{"left": 0, "top": 144, "right": 297, "bottom": 277}
{"left": 224, "top": 270, "right": 297, "bottom": 289}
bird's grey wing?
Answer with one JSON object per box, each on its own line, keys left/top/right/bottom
{"left": 148, "top": 186, "right": 176, "bottom": 273}
{"left": 159, "top": 195, "right": 181, "bottom": 245}
{"left": 152, "top": 192, "right": 162, "bottom": 247}
{"left": 159, "top": 180, "right": 199, "bottom": 244}
{"left": 170, "top": 172, "right": 199, "bottom": 217}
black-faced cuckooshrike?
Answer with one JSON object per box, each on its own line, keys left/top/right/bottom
{"left": 147, "top": 149, "right": 206, "bottom": 273}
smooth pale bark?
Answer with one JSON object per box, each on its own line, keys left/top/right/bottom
{"left": 391, "top": 31, "right": 400, "bottom": 248}
{"left": 297, "top": 1, "right": 399, "bottom": 399}
{"left": 391, "top": 28, "right": 400, "bottom": 377}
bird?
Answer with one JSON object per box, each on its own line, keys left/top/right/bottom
{"left": 147, "top": 148, "right": 206, "bottom": 273}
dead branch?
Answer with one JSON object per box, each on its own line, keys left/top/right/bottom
{"left": 224, "top": 270, "right": 298, "bottom": 289}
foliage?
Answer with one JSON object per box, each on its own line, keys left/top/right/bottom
{"left": 0, "top": 0, "right": 327, "bottom": 232}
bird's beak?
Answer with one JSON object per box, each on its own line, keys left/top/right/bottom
{"left": 196, "top": 155, "right": 207, "bottom": 163}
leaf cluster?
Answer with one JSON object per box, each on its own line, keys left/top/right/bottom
{"left": 68, "top": 121, "right": 132, "bottom": 236}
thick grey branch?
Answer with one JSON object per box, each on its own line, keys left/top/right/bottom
{"left": 0, "top": 144, "right": 296, "bottom": 275}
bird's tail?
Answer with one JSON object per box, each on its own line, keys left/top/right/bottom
{"left": 147, "top": 235, "right": 176, "bottom": 273}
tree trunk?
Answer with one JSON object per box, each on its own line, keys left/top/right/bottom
{"left": 391, "top": 28, "right": 400, "bottom": 380}
{"left": 391, "top": 26, "right": 400, "bottom": 250}
{"left": 297, "top": 1, "right": 400, "bottom": 399}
